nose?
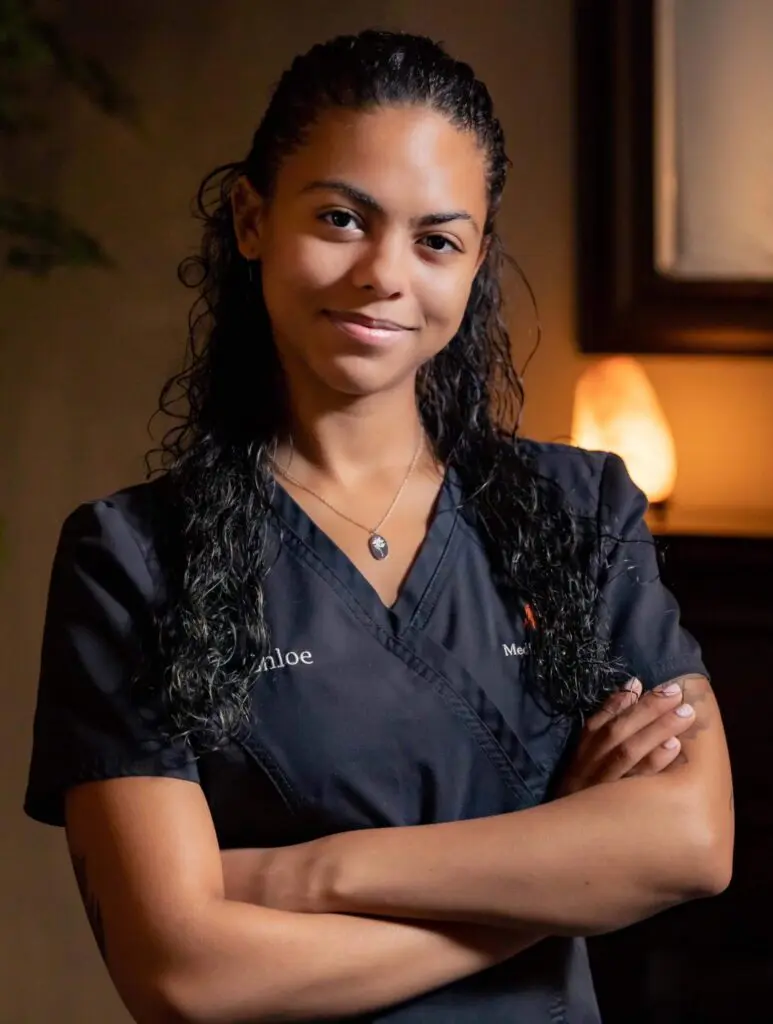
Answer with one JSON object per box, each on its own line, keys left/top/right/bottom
{"left": 349, "top": 233, "right": 407, "bottom": 298}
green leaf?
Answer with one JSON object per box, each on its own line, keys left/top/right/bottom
{"left": 0, "top": 3, "right": 140, "bottom": 128}
{"left": 0, "top": 2, "right": 139, "bottom": 273}
{"left": 1, "top": 198, "right": 114, "bottom": 272}
{"left": 30, "top": 18, "right": 140, "bottom": 126}
{"left": 0, "top": 0, "right": 51, "bottom": 69}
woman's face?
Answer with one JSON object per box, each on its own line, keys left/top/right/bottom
{"left": 232, "top": 104, "right": 490, "bottom": 400}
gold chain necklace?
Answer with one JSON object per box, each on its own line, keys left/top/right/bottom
{"left": 273, "top": 434, "right": 424, "bottom": 561}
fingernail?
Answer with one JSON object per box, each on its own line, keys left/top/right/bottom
{"left": 675, "top": 703, "right": 694, "bottom": 718}
{"left": 623, "top": 678, "right": 643, "bottom": 696}
{"left": 663, "top": 737, "right": 680, "bottom": 749}
{"left": 656, "top": 683, "right": 682, "bottom": 696}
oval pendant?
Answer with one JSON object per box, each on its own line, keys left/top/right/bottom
{"left": 368, "top": 533, "right": 389, "bottom": 560}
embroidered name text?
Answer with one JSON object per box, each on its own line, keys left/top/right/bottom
{"left": 257, "top": 648, "right": 314, "bottom": 674}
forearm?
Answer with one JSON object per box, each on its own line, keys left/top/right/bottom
{"left": 315, "top": 774, "right": 726, "bottom": 937}
{"left": 164, "top": 898, "right": 544, "bottom": 1024}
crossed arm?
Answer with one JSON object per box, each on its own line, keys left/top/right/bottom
{"left": 65, "top": 673, "right": 732, "bottom": 1023}
{"left": 222, "top": 673, "right": 733, "bottom": 936}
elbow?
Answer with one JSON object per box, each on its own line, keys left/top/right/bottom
{"left": 150, "top": 974, "right": 224, "bottom": 1024}
{"left": 112, "top": 975, "right": 196, "bottom": 1024}
{"left": 656, "top": 770, "right": 734, "bottom": 902}
{"left": 113, "top": 965, "right": 225, "bottom": 1024}
{"left": 691, "top": 826, "right": 734, "bottom": 898}
{"left": 149, "top": 983, "right": 203, "bottom": 1024}
{"left": 143, "top": 982, "right": 212, "bottom": 1024}
{"left": 580, "top": 823, "right": 733, "bottom": 940}
{"left": 110, "top": 986, "right": 186, "bottom": 1024}
{"left": 677, "top": 806, "right": 734, "bottom": 901}
{"left": 151, "top": 968, "right": 274, "bottom": 1024}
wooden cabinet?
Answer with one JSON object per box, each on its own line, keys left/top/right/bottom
{"left": 589, "top": 526, "right": 773, "bottom": 1021}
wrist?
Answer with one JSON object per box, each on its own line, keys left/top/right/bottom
{"left": 306, "top": 832, "right": 350, "bottom": 914}
{"left": 221, "top": 848, "right": 265, "bottom": 903}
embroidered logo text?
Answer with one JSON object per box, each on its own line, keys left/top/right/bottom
{"left": 502, "top": 642, "right": 531, "bottom": 657}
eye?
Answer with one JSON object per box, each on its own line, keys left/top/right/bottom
{"left": 420, "top": 234, "right": 462, "bottom": 254}
{"left": 319, "top": 209, "right": 361, "bottom": 231}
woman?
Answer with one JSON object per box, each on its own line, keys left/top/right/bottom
{"left": 25, "top": 30, "right": 732, "bottom": 1024}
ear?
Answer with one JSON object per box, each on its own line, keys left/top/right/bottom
{"left": 231, "top": 175, "right": 264, "bottom": 260}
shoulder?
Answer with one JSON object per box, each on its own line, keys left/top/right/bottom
{"left": 516, "top": 438, "right": 645, "bottom": 529}
{"left": 62, "top": 473, "right": 172, "bottom": 542}
{"left": 55, "top": 474, "right": 176, "bottom": 602}
{"left": 516, "top": 438, "right": 605, "bottom": 511}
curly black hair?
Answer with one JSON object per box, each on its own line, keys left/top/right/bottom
{"left": 143, "top": 29, "right": 620, "bottom": 751}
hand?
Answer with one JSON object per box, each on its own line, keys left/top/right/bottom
{"left": 558, "top": 678, "right": 694, "bottom": 797}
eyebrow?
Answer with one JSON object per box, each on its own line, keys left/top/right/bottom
{"left": 300, "top": 178, "right": 480, "bottom": 233}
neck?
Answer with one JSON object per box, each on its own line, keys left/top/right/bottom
{"left": 276, "top": 377, "right": 426, "bottom": 486}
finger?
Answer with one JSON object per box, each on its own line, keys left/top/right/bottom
{"left": 584, "top": 679, "right": 642, "bottom": 733}
{"left": 621, "top": 677, "right": 643, "bottom": 698}
{"left": 594, "top": 701, "right": 695, "bottom": 781}
{"left": 567, "top": 680, "right": 682, "bottom": 791}
{"left": 594, "top": 682, "right": 685, "bottom": 749}
{"left": 625, "top": 736, "right": 682, "bottom": 777}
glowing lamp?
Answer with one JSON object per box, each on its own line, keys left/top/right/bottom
{"left": 571, "top": 357, "right": 677, "bottom": 504}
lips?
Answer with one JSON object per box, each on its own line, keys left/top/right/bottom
{"left": 323, "top": 310, "right": 417, "bottom": 344}
{"left": 325, "top": 310, "right": 415, "bottom": 331}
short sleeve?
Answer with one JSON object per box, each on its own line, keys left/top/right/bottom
{"left": 24, "top": 499, "right": 199, "bottom": 827}
{"left": 596, "top": 453, "right": 709, "bottom": 690}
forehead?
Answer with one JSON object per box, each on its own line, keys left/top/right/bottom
{"left": 275, "top": 105, "right": 488, "bottom": 220}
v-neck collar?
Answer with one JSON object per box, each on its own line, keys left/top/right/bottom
{"left": 269, "top": 466, "right": 463, "bottom": 632}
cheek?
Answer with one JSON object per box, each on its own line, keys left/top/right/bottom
{"left": 262, "top": 233, "right": 352, "bottom": 310}
{"left": 419, "top": 264, "right": 476, "bottom": 337}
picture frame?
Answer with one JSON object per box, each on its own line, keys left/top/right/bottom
{"left": 575, "top": 0, "right": 773, "bottom": 355}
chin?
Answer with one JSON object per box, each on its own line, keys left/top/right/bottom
{"left": 317, "top": 367, "right": 407, "bottom": 399}
{"left": 307, "top": 352, "right": 419, "bottom": 399}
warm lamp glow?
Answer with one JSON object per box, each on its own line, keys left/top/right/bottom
{"left": 571, "top": 357, "right": 677, "bottom": 503}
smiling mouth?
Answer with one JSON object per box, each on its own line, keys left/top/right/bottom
{"left": 323, "top": 310, "right": 418, "bottom": 342}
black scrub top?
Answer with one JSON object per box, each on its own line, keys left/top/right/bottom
{"left": 24, "top": 441, "right": 708, "bottom": 1023}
